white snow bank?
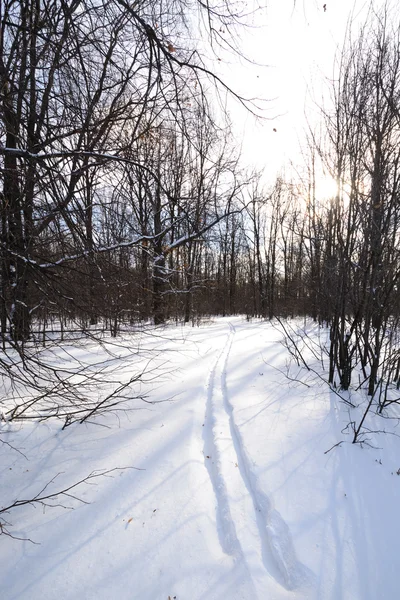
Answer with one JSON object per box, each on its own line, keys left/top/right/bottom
{"left": 1, "top": 317, "right": 399, "bottom": 599}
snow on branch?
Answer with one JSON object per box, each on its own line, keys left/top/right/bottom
{"left": 1, "top": 207, "right": 243, "bottom": 269}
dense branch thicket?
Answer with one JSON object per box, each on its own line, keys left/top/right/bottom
{"left": 0, "top": 0, "right": 258, "bottom": 420}
{"left": 0, "top": 0, "right": 256, "bottom": 340}
{"left": 256, "top": 7, "right": 400, "bottom": 422}
{"left": 313, "top": 9, "right": 400, "bottom": 407}
{"left": 1, "top": 1, "right": 400, "bottom": 425}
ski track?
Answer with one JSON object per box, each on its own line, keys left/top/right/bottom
{"left": 203, "top": 322, "right": 314, "bottom": 594}
{"left": 203, "top": 333, "right": 242, "bottom": 558}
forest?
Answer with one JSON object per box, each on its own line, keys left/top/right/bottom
{"left": 1, "top": 1, "right": 400, "bottom": 598}
{"left": 1, "top": 0, "right": 399, "bottom": 422}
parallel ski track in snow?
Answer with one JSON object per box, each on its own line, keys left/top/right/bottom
{"left": 203, "top": 322, "right": 313, "bottom": 594}
{"left": 203, "top": 328, "right": 242, "bottom": 558}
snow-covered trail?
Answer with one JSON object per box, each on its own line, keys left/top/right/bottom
{"left": 202, "top": 323, "right": 265, "bottom": 597}
{"left": 2, "top": 317, "right": 400, "bottom": 600}
{"left": 203, "top": 322, "right": 313, "bottom": 596}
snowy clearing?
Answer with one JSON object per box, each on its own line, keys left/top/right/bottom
{"left": 1, "top": 317, "right": 399, "bottom": 600}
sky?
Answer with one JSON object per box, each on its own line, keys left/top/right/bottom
{"left": 214, "top": 0, "right": 386, "bottom": 183}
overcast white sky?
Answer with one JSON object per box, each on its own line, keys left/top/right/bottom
{"left": 215, "top": 0, "right": 386, "bottom": 183}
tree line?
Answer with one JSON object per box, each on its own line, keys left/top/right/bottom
{"left": 1, "top": 1, "right": 400, "bottom": 416}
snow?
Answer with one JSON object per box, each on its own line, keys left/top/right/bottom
{"left": 1, "top": 317, "right": 400, "bottom": 599}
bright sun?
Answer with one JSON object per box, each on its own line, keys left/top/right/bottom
{"left": 315, "top": 175, "right": 338, "bottom": 200}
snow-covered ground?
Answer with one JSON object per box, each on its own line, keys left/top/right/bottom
{"left": 1, "top": 317, "right": 399, "bottom": 599}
